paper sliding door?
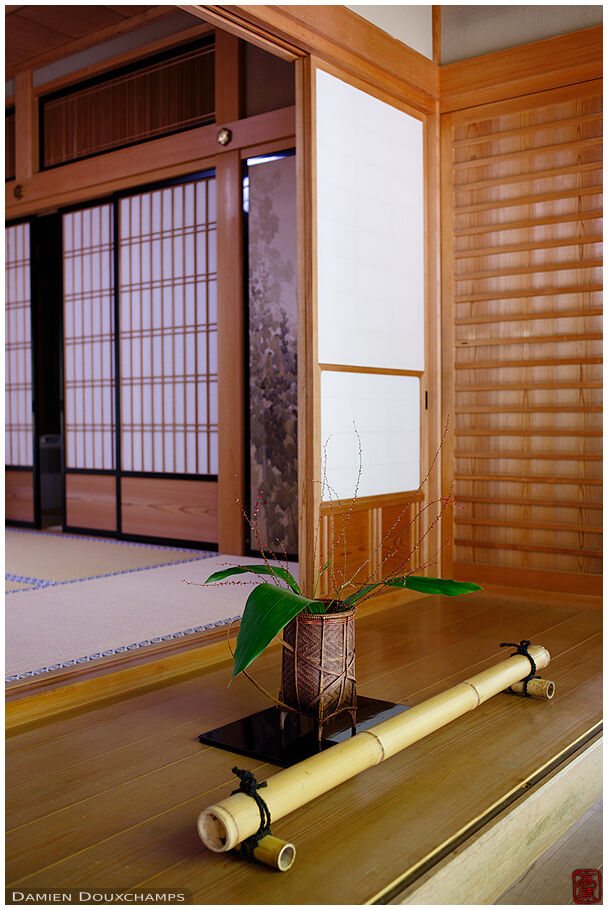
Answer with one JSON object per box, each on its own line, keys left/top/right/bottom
{"left": 62, "top": 173, "right": 219, "bottom": 546}
{"left": 63, "top": 203, "right": 117, "bottom": 531}
{"left": 313, "top": 69, "right": 429, "bottom": 598}
{"left": 5, "top": 222, "right": 37, "bottom": 525}
{"left": 118, "top": 177, "right": 218, "bottom": 544}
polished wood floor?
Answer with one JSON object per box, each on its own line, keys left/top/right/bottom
{"left": 5, "top": 587, "right": 602, "bottom": 904}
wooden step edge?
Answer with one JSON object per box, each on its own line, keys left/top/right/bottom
{"left": 370, "top": 727, "right": 602, "bottom": 905}
{"left": 4, "top": 630, "right": 240, "bottom": 735}
{"left": 4, "top": 589, "right": 428, "bottom": 734}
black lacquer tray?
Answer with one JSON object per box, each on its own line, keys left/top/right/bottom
{"left": 198, "top": 695, "right": 409, "bottom": 767}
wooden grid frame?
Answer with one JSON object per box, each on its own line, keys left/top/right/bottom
{"left": 5, "top": 222, "right": 33, "bottom": 468}
{"left": 63, "top": 203, "right": 115, "bottom": 471}
{"left": 118, "top": 175, "right": 217, "bottom": 476}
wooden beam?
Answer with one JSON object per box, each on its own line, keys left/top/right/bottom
{"left": 6, "top": 6, "right": 177, "bottom": 79}
{"left": 186, "top": 4, "right": 439, "bottom": 113}
{"left": 5, "top": 105, "right": 295, "bottom": 219}
{"left": 14, "top": 70, "right": 36, "bottom": 181}
{"left": 216, "top": 149, "right": 246, "bottom": 555}
{"left": 440, "top": 25, "right": 603, "bottom": 113}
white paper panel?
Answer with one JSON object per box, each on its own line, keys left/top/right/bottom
{"left": 63, "top": 204, "right": 115, "bottom": 470}
{"left": 321, "top": 371, "right": 420, "bottom": 499}
{"left": 5, "top": 223, "right": 33, "bottom": 466}
{"left": 316, "top": 69, "right": 425, "bottom": 371}
{"left": 119, "top": 177, "right": 217, "bottom": 475}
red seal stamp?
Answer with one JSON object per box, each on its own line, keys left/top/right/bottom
{"left": 573, "top": 869, "right": 602, "bottom": 903}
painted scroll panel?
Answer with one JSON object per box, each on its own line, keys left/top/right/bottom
{"left": 247, "top": 154, "right": 298, "bottom": 554}
{"left": 5, "top": 222, "right": 33, "bottom": 468}
{"left": 316, "top": 69, "right": 425, "bottom": 372}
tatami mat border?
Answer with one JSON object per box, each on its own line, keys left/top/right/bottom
{"left": 5, "top": 614, "right": 241, "bottom": 682}
{"left": 5, "top": 553, "right": 218, "bottom": 596}
{"left": 7, "top": 527, "right": 208, "bottom": 553}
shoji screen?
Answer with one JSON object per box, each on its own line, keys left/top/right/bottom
{"left": 5, "top": 222, "right": 35, "bottom": 523}
{"left": 443, "top": 80, "right": 602, "bottom": 594}
{"left": 63, "top": 203, "right": 117, "bottom": 531}
{"left": 118, "top": 177, "right": 218, "bottom": 543}
{"left": 315, "top": 70, "right": 426, "bottom": 596}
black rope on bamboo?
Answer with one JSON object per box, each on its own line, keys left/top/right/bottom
{"left": 500, "top": 639, "right": 538, "bottom": 696}
{"left": 230, "top": 767, "right": 272, "bottom": 860}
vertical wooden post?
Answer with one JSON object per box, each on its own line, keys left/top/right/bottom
{"left": 432, "top": 6, "right": 441, "bottom": 66}
{"left": 295, "top": 56, "right": 320, "bottom": 597}
{"left": 439, "top": 112, "right": 455, "bottom": 578}
{"left": 215, "top": 27, "right": 246, "bottom": 554}
{"left": 424, "top": 102, "right": 443, "bottom": 573}
{"left": 214, "top": 28, "right": 241, "bottom": 123}
{"left": 216, "top": 151, "right": 246, "bottom": 555}
{"left": 15, "top": 70, "right": 37, "bottom": 182}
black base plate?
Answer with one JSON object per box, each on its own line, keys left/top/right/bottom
{"left": 198, "top": 696, "right": 410, "bottom": 767}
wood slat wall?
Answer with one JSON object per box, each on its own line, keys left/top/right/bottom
{"left": 317, "top": 492, "right": 425, "bottom": 600}
{"left": 442, "top": 79, "right": 602, "bottom": 593}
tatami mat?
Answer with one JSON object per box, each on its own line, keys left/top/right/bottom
{"left": 6, "top": 579, "right": 33, "bottom": 592}
{"left": 5, "top": 543, "right": 298, "bottom": 679}
{"left": 6, "top": 529, "right": 206, "bottom": 585}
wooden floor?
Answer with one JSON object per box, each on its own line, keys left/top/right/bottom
{"left": 5, "top": 587, "right": 602, "bottom": 904}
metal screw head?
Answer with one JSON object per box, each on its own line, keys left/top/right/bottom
{"left": 216, "top": 127, "right": 232, "bottom": 147}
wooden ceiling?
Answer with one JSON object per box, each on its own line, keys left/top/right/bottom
{"left": 5, "top": 5, "right": 176, "bottom": 79}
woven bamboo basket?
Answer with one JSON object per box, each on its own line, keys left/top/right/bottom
{"left": 278, "top": 603, "right": 357, "bottom": 738}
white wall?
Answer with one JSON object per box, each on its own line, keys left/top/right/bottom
{"left": 442, "top": 4, "right": 603, "bottom": 64}
{"left": 347, "top": 5, "right": 433, "bottom": 59}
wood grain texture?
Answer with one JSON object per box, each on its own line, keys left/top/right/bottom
{"left": 14, "top": 70, "right": 35, "bottom": 181}
{"left": 496, "top": 798, "right": 603, "bottom": 905}
{"left": 65, "top": 473, "right": 117, "bottom": 532}
{"left": 5, "top": 469, "right": 34, "bottom": 523}
{"left": 120, "top": 476, "right": 217, "bottom": 542}
{"left": 440, "top": 26, "right": 602, "bottom": 113}
{"left": 4, "top": 590, "right": 602, "bottom": 904}
{"left": 295, "top": 55, "right": 319, "bottom": 597}
{"left": 442, "top": 79, "right": 603, "bottom": 589}
{"left": 5, "top": 105, "right": 296, "bottom": 219}
{"left": 216, "top": 150, "right": 245, "bottom": 554}
{"left": 189, "top": 4, "right": 439, "bottom": 113}
{"left": 6, "top": 6, "right": 175, "bottom": 79}
{"left": 395, "top": 736, "right": 602, "bottom": 904}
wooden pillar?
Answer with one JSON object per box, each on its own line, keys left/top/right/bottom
{"left": 14, "top": 70, "right": 37, "bottom": 182}
{"left": 216, "top": 150, "right": 246, "bottom": 554}
{"left": 295, "top": 56, "right": 320, "bottom": 597}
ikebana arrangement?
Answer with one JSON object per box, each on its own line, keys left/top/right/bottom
{"left": 195, "top": 427, "right": 556, "bottom": 873}
{"left": 201, "top": 424, "right": 482, "bottom": 737}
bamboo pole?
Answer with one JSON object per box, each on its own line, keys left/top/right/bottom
{"left": 510, "top": 677, "right": 555, "bottom": 699}
{"left": 198, "top": 645, "right": 550, "bottom": 857}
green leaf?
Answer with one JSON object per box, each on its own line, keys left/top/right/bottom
{"left": 344, "top": 584, "right": 383, "bottom": 606}
{"left": 231, "top": 583, "right": 322, "bottom": 680}
{"left": 387, "top": 575, "right": 483, "bottom": 596}
{"left": 345, "top": 575, "right": 483, "bottom": 605}
{"left": 205, "top": 563, "right": 301, "bottom": 595}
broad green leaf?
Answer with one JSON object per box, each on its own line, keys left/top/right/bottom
{"left": 231, "top": 583, "right": 321, "bottom": 680}
{"left": 387, "top": 575, "right": 483, "bottom": 596}
{"left": 205, "top": 563, "right": 301, "bottom": 595}
{"left": 345, "top": 575, "right": 482, "bottom": 605}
